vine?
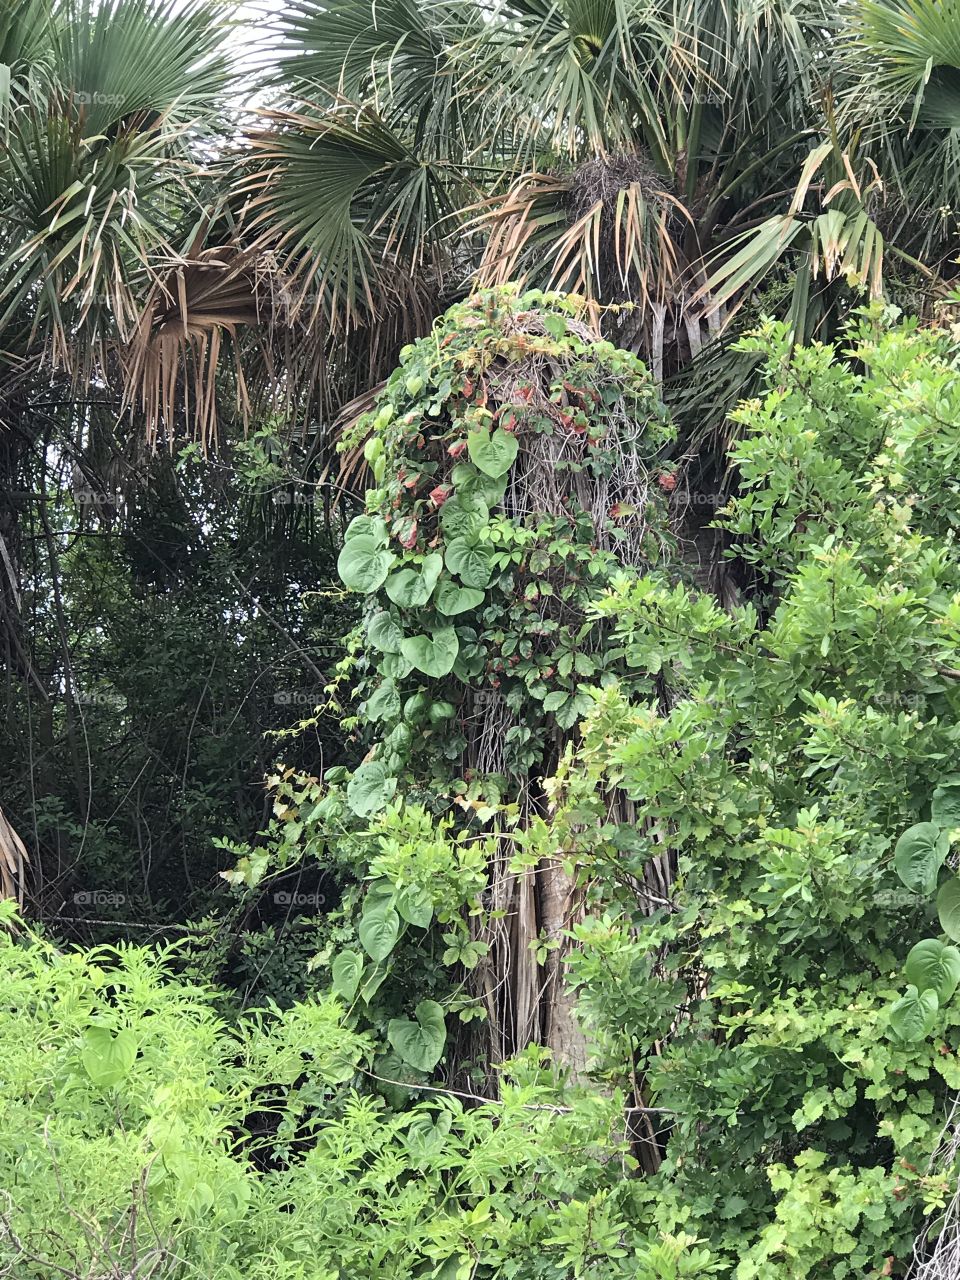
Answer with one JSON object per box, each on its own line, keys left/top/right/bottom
{"left": 335, "top": 285, "right": 676, "bottom": 815}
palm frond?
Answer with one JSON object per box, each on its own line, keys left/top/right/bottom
{"left": 124, "top": 243, "right": 264, "bottom": 449}
{"left": 702, "top": 136, "right": 885, "bottom": 340}
{"left": 236, "top": 102, "right": 462, "bottom": 331}
{"left": 274, "top": 0, "right": 446, "bottom": 100}
{"left": 0, "top": 108, "right": 194, "bottom": 373}
{"left": 52, "top": 0, "right": 235, "bottom": 134}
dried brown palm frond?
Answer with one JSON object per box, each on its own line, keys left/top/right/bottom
{"left": 477, "top": 157, "right": 684, "bottom": 299}
{"left": 0, "top": 806, "right": 28, "bottom": 908}
{"left": 474, "top": 153, "right": 705, "bottom": 377}
{"left": 907, "top": 1093, "right": 960, "bottom": 1279}
{"left": 123, "top": 243, "right": 270, "bottom": 450}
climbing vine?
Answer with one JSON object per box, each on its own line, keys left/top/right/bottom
{"left": 335, "top": 286, "right": 675, "bottom": 814}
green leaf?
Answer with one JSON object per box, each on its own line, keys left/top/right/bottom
{"left": 319, "top": 1042, "right": 363, "bottom": 1085}
{"left": 441, "top": 496, "right": 488, "bottom": 542}
{"left": 366, "top": 680, "right": 401, "bottom": 722}
{"left": 542, "top": 690, "right": 569, "bottom": 712}
{"left": 451, "top": 464, "right": 507, "bottom": 507}
{"left": 542, "top": 313, "right": 567, "bottom": 340}
{"left": 381, "top": 651, "right": 413, "bottom": 680}
{"left": 360, "top": 964, "right": 390, "bottom": 1004}
{"left": 939, "top": 877, "right": 960, "bottom": 941}
{"left": 405, "top": 1110, "right": 452, "bottom": 1165}
{"left": 331, "top": 949, "right": 363, "bottom": 1002}
{"left": 904, "top": 938, "right": 960, "bottom": 1003}
{"left": 338, "top": 536, "right": 394, "bottom": 593}
{"left": 894, "top": 822, "right": 948, "bottom": 895}
{"left": 400, "top": 628, "right": 459, "bottom": 677}
{"left": 81, "top": 1026, "right": 138, "bottom": 1088}
{"left": 385, "top": 554, "right": 443, "bottom": 607}
{"left": 933, "top": 777, "right": 960, "bottom": 827}
{"left": 888, "top": 985, "right": 938, "bottom": 1042}
{"left": 434, "top": 579, "right": 485, "bottom": 616}
{"left": 397, "top": 884, "right": 433, "bottom": 929}
{"left": 346, "top": 761, "right": 397, "bottom": 818}
{"left": 368, "top": 611, "right": 403, "bottom": 654}
{"left": 345, "top": 514, "right": 387, "bottom": 544}
{"left": 388, "top": 999, "right": 446, "bottom": 1072}
{"left": 359, "top": 903, "right": 401, "bottom": 962}
{"left": 404, "top": 691, "right": 431, "bottom": 721}
{"left": 445, "top": 538, "right": 493, "bottom": 589}
{"left": 373, "top": 1050, "right": 424, "bottom": 1106}
{"left": 467, "top": 427, "right": 518, "bottom": 479}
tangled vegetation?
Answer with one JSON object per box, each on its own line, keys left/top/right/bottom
{"left": 8, "top": 0, "right": 960, "bottom": 1276}
{"left": 6, "top": 300, "right": 955, "bottom": 1277}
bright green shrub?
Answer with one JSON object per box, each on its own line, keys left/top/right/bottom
{"left": 548, "top": 311, "right": 960, "bottom": 1276}
{"left": 0, "top": 906, "right": 715, "bottom": 1279}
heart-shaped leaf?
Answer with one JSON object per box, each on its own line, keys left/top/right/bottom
{"left": 345, "top": 514, "right": 388, "bottom": 544}
{"left": 405, "top": 1110, "right": 453, "bottom": 1165}
{"left": 359, "top": 903, "right": 401, "bottom": 962}
{"left": 904, "top": 938, "right": 960, "bottom": 1003}
{"left": 385, "top": 554, "right": 443, "bottom": 608}
{"left": 441, "top": 496, "right": 488, "bottom": 542}
{"left": 467, "top": 427, "right": 518, "bottom": 479}
{"left": 400, "top": 628, "right": 459, "bottom": 677}
{"left": 388, "top": 999, "right": 446, "bottom": 1072}
{"left": 933, "top": 776, "right": 960, "bottom": 827}
{"left": 894, "top": 822, "right": 949, "bottom": 895}
{"left": 331, "top": 949, "right": 363, "bottom": 1003}
{"left": 346, "top": 761, "right": 397, "bottom": 818}
{"left": 360, "top": 964, "right": 390, "bottom": 1004}
{"left": 451, "top": 463, "right": 508, "bottom": 508}
{"left": 81, "top": 1026, "right": 138, "bottom": 1088}
{"left": 888, "top": 985, "right": 938, "bottom": 1042}
{"left": 939, "top": 876, "right": 960, "bottom": 941}
{"left": 397, "top": 884, "right": 433, "bottom": 929}
{"left": 445, "top": 538, "right": 492, "bottom": 589}
{"left": 373, "top": 1051, "right": 425, "bottom": 1107}
{"left": 368, "top": 611, "right": 403, "bottom": 654}
{"left": 366, "top": 680, "right": 401, "bottom": 722}
{"left": 434, "top": 579, "right": 485, "bottom": 616}
{"left": 338, "top": 536, "right": 394, "bottom": 593}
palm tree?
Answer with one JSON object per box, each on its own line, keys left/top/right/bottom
{"left": 222, "top": 0, "right": 960, "bottom": 1080}
{"left": 0, "top": 0, "right": 234, "bottom": 387}
{"left": 238, "top": 0, "right": 960, "bottom": 412}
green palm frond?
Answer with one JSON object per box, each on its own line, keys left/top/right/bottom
{"left": 448, "top": 0, "right": 684, "bottom": 162}
{"left": 854, "top": 0, "right": 960, "bottom": 122}
{"left": 703, "top": 136, "right": 885, "bottom": 340}
{"left": 0, "top": 109, "right": 190, "bottom": 367}
{"left": 0, "top": 0, "right": 57, "bottom": 87}
{"left": 274, "top": 0, "right": 447, "bottom": 99}
{"left": 237, "top": 103, "right": 465, "bottom": 331}
{"left": 52, "top": 0, "right": 235, "bottom": 134}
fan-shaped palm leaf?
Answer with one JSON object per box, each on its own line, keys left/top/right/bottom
{"left": 236, "top": 103, "right": 465, "bottom": 330}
